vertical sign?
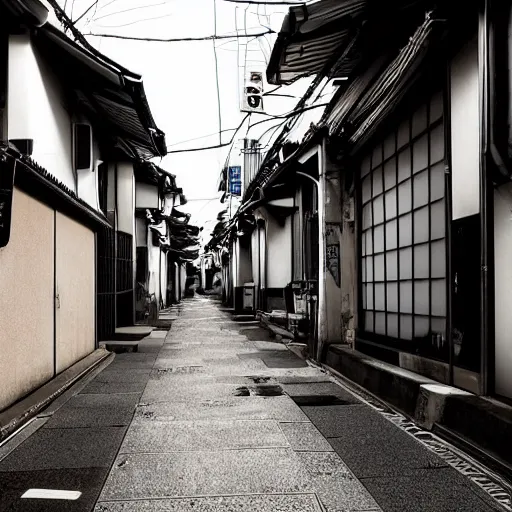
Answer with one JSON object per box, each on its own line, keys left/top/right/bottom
{"left": 228, "top": 166, "right": 242, "bottom": 196}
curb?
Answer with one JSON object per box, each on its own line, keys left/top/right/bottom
{"left": 0, "top": 348, "right": 111, "bottom": 443}
{"left": 324, "top": 344, "right": 512, "bottom": 470}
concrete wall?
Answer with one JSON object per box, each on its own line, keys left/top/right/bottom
{"left": 55, "top": 212, "right": 95, "bottom": 373}
{"left": 450, "top": 35, "right": 480, "bottom": 220}
{"left": 160, "top": 250, "right": 167, "bottom": 307}
{"left": 0, "top": 188, "right": 54, "bottom": 411}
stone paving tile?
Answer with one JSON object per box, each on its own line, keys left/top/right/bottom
{"left": 360, "top": 468, "right": 497, "bottom": 512}
{"left": 0, "top": 467, "right": 109, "bottom": 512}
{"left": 309, "top": 406, "right": 447, "bottom": 478}
{"left": 120, "top": 419, "right": 289, "bottom": 453}
{"left": 0, "top": 427, "right": 127, "bottom": 471}
{"left": 283, "top": 382, "right": 361, "bottom": 404}
{"left": 298, "top": 452, "right": 382, "bottom": 512}
{"left": 91, "top": 369, "right": 152, "bottom": 383}
{"left": 80, "top": 381, "right": 148, "bottom": 395}
{"left": 279, "top": 422, "right": 334, "bottom": 452}
{"left": 45, "top": 393, "right": 140, "bottom": 429}
{"left": 141, "top": 381, "right": 247, "bottom": 403}
{"left": 95, "top": 494, "right": 323, "bottom": 511}
{"left": 99, "top": 449, "right": 313, "bottom": 501}
{"left": 134, "top": 396, "right": 309, "bottom": 422}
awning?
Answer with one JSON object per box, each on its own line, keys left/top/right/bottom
{"left": 326, "top": 13, "right": 446, "bottom": 149}
{"left": 267, "top": 0, "right": 366, "bottom": 85}
{"left": 34, "top": 24, "right": 167, "bottom": 160}
{"left": 0, "top": 0, "right": 49, "bottom": 27}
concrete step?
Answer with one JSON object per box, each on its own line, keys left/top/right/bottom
{"left": 324, "top": 344, "right": 512, "bottom": 471}
{"left": 113, "top": 326, "right": 154, "bottom": 341}
{"left": 100, "top": 340, "right": 139, "bottom": 353}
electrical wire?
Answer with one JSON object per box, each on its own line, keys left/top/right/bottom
{"left": 84, "top": 30, "right": 274, "bottom": 42}
{"left": 72, "top": 0, "right": 100, "bottom": 26}
{"left": 213, "top": 0, "right": 222, "bottom": 145}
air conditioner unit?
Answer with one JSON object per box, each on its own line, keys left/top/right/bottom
{"left": 241, "top": 71, "right": 264, "bottom": 113}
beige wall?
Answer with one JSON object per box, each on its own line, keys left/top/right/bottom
{"left": 55, "top": 212, "right": 95, "bottom": 374}
{"left": 0, "top": 188, "right": 54, "bottom": 411}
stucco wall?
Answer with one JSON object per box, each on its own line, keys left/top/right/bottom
{"left": 55, "top": 212, "right": 95, "bottom": 373}
{"left": 450, "top": 36, "right": 480, "bottom": 220}
{"left": 8, "top": 34, "right": 75, "bottom": 191}
{"left": 0, "top": 188, "right": 55, "bottom": 411}
{"left": 266, "top": 213, "right": 292, "bottom": 289}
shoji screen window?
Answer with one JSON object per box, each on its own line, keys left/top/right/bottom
{"left": 360, "top": 92, "right": 446, "bottom": 346}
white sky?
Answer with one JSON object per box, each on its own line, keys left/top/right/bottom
{"left": 54, "top": 0, "right": 315, "bottom": 232}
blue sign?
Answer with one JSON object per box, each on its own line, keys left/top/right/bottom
{"left": 228, "top": 166, "right": 241, "bottom": 196}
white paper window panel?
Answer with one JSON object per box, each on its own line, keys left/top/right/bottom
{"left": 362, "top": 175, "right": 372, "bottom": 204}
{"left": 385, "top": 219, "right": 398, "bottom": 250}
{"left": 400, "top": 315, "right": 414, "bottom": 340}
{"left": 375, "top": 283, "right": 385, "bottom": 310}
{"left": 398, "top": 119, "right": 410, "bottom": 149}
{"left": 430, "top": 123, "right": 445, "bottom": 163}
{"left": 362, "top": 155, "right": 371, "bottom": 177}
{"left": 365, "top": 311, "right": 374, "bottom": 331}
{"left": 384, "top": 134, "right": 395, "bottom": 159}
{"left": 399, "top": 247, "right": 413, "bottom": 280}
{"left": 373, "top": 167, "right": 383, "bottom": 197}
{"left": 415, "top": 316, "right": 430, "bottom": 337}
{"left": 385, "top": 189, "right": 397, "bottom": 220}
{"left": 431, "top": 239, "right": 446, "bottom": 278}
{"left": 366, "top": 283, "right": 374, "bottom": 309}
{"left": 374, "top": 224, "right": 385, "bottom": 253}
{"left": 412, "top": 103, "right": 428, "bottom": 137}
{"left": 362, "top": 282, "right": 367, "bottom": 307}
{"left": 431, "top": 91, "right": 443, "bottom": 123}
{"left": 388, "top": 313, "right": 399, "bottom": 337}
{"left": 414, "top": 206, "right": 429, "bottom": 244}
{"left": 413, "top": 134, "right": 429, "bottom": 174}
{"left": 366, "top": 230, "right": 373, "bottom": 255}
{"left": 431, "top": 201, "right": 446, "bottom": 240}
{"left": 432, "top": 279, "right": 446, "bottom": 316}
{"left": 414, "top": 244, "right": 429, "bottom": 279}
{"left": 400, "top": 281, "right": 413, "bottom": 313}
{"left": 414, "top": 170, "right": 429, "bottom": 209}
{"left": 386, "top": 251, "right": 398, "bottom": 281}
{"left": 430, "top": 161, "right": 445, "bottom": 202}
{"left": 431, "top": 317, "right": 446, "bottom": 335}
{"left": 362, "top": 256, "right": 367, "bottom": 282}
{"left": 362, "top": 232, "right": 367, "bottom": 256}
{"left": 387, "top": 282, "right": 399, "bottom": 312}
{"left": 399, "top": 213, "right": 412, "bottom": 247}
{"left": 375, "top": 312, "right": 386, "bottom": 335}
{"left": 372, "top": 144, "right": 383, "bottom": 167}
{"left": 363, "top": 203, "right": 373, "bottom": 229}
{"left": 414, "top": 279, "right": 430, "bottom": 315}
{"left": 373, "top": 196, "right": 385, "bottom": 226}
{"left": 384, "top": 158, "right": 397, "bottom": 190}
{"left": 374, "top": 253, "right": 385, "bottom": 282}
{"left": 398, "top": 180, "right": 412, "bottom": 215}
{"left": 366, "top": 257, "right": 374, "bottom": 282}
{"left": 398, "top": 147, "right": 411, "bottom": 183}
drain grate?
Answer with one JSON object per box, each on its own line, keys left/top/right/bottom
{"left": 291, "top": 395, "right": 353, "bottom": 406}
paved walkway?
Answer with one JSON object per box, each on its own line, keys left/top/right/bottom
{"left": 0, "top": 297, "right": 504, "bottom": 511}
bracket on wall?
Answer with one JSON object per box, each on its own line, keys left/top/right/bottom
{"left": 0, "top": 148, "right": 16, "bottom": 248}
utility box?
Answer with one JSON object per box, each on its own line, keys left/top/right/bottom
{"left": 243, "top": 282, "right": 255, "bottom": 311}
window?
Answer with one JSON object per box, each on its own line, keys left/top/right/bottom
{"left": 360, "top": 92, "right": 446, "bottom": 344}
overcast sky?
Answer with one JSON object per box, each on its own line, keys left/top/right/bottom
{"left": 54, "top": 0, "right": 314, "bottom": 232}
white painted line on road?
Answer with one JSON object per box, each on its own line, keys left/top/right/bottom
{"left": 21, "top": 489, "right": 82, "bottom": 500}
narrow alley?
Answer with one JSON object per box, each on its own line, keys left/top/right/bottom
{"left": 0, "top": 297, "right": 507, "bottom": 511}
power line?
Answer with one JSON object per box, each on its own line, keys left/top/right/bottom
{"left": 84, "top": 29, "right": 274, "bottom": 42}
{"left": 213, "top": 0, "right": 222, "bottom": 146}
{"left": 222, "top": 0, "right": 307, "bottom": 4}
